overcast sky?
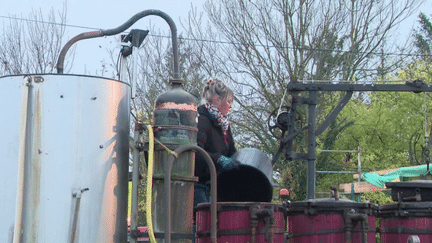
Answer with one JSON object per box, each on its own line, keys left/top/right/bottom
{"left": 0, "top": 0, "right": 204, "bottom": 75}
{"left": 1, "top": 0, "right": 432, "bottom": 77}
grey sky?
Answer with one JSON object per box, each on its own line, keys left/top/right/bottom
{"left": 1, "top": 0, "right": 431, "bottom": 76}
{"left": 1, "top": 0, "right": 203, "bottom": 75}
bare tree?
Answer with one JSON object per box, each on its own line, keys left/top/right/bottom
{"left": 107, "top": 0, "right": 424, "bottom": 199}
{"left": 116, "top": 24, "right": 211, "bottom": 123}
{"left": 179, "top": 0, "right": 424, "bottom": 199}
{"left": 0, "top": 4, "right": 69, "bottom": 75}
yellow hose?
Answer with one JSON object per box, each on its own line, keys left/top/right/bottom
{"left": 146, "top": 125, "right": 157, "bottom": 243}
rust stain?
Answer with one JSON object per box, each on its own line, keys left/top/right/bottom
{"left": 155, "top": 102, "right": 197, "bottom": 111}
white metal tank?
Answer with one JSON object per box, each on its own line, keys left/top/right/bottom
{"left": 0, "top": 74, "right": 131, "bottom": 243}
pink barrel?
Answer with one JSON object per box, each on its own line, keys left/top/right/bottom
{"left": 286, "top": 199, "right": 377, "bottom": 243}
{"left": 379, "top": 202, "right": 432, "bottom": 242}
{"left": 195, "top": 202, "right": 286, "bottom": 242}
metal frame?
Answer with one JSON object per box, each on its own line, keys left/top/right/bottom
{"left": 282, "top": 80, "right": 432, "bottom": 199}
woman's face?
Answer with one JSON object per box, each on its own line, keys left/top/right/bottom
{"left": 215, "top": 95, "right": 233, "bottom": 116}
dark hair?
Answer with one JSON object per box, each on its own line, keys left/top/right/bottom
{"left": 203, "top": 78, "right": 233, "bottom": 103}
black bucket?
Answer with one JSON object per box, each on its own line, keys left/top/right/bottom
{"left": 217, "top": 148, "right": 273, "bottom": 202}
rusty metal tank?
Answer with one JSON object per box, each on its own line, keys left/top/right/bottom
{"left": 286, "top": 195, "right": 378, "bottom": 243}
{"left": 0, "top": 74, "right": 130, "bottom": 243}
{"left": 196, "top": 202, "right": 286, "bottom": 243}
{"left": 151, "top": 79, "right": 198, "bottom": 242}
{"left": 378, "top": 180, "right": 432, "bottom": 242}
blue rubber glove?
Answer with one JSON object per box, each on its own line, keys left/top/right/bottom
{"left": 217, "top": 155, "right": 239, "bottom": 172}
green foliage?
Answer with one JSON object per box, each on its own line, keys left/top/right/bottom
{"left": 360, "top": 191, "right": 393, "bottom": 205}
{"left": 312, "top": 60, "right": 432, "bottom": 199}
{"left": 335, "top": 87, "right": 431, "bottom": 172}
{"left": 414, "top": 12, "right": 432, "bottom": 58}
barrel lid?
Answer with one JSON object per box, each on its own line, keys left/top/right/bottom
{"left": 195, "top": 201, "right": 285, "bottom": 211}
{"left": 386, "top": 180, "right": 432, "bottom": 189}
{"left": 379, "top": 201, "right": 432, "bottom": 211}
{"left": 289, "top": 199, "right": 377, "bottom": 209}
{"left": 287, "top": 199, "right": 378, "bottom": 217}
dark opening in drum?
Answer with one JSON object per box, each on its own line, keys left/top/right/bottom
{"left": 217, "top": 164, "right": 272, "bottom": 202}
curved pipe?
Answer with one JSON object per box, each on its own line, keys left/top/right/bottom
{"left": 56, "top": 9, "right": 180, "bottom": 80}
{"left": 164, "top": 145, "right": 217, "bottom": 243}
{"left": 345, "top": 211, "right": 368, "bottom": 243}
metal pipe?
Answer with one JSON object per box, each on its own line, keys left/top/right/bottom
{"left": 164, "top": 145, "right": 217, "bottom": 243}
{"left": 344, "top": 210, "right": 368, "bottom": 243}
{"left": 307, "top": 91, "right": 317, "bottom": 199}
{"left": 250, "top": 225, "right": 257, "bottom": 243}
{"left": 361, "top": 221, "right": 367, "bottom": 243}
{"left": 345, "top": 230, "right": 351, "bottom": 243}
{"left": 358, "top": 146, "right": 362, "bottom": 183}
{"left": 131, "top": 46, "right": 138, "bottom": 98}
{"left": 130, "top": 123, "right": 143, "bottom": 243}
{"left": 70, "top": 188, "right": 89, "bottom": 243}
{"left": 57, "top": 9, "right": 180, "bottom": 80}
{"left": 320, "top": 150, "right": 358, "bottom": 153}
{"left": 56, "top": 31, "right": 104, "bottom": 74}
{"left": 119, "top": 50, "right": 128, "bottom": 83}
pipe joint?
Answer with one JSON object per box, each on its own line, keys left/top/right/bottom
{"left": 345, "top": 209, "right": 368, "bottom": 229}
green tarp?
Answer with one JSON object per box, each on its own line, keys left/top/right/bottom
{"left": 361, "top": 165, "right": 429, "bottom": 188}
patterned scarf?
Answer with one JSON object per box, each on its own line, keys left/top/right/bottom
{"left": 205, "top": 102, "right": 230, "bottom": 144}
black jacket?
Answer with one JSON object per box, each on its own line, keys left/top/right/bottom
{"left": 195, "top": 105, "right": 236, "bottom": 183}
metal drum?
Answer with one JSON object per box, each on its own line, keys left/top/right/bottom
{"left": 0, "top": 74, "right": 131, "bottom": 243}
{"left": 286, "top": 198, "right": 378, "bottom": 243}
{"left": 195, "top": 202, "right": 286, "bottom": 243}
{"left": 379, "top": 202, "right": 432, "bottom": 242}
{"left": 218, "top": 148, "right": 273, "bottom": 202}
{"left": 379, "top": 179, "right": 432, "bottom": 243}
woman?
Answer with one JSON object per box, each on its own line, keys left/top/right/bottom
{"left": 194, "top": 78, "right": 237, "bottom": 206}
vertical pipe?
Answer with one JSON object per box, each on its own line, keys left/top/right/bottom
{"left": 286, "top": 93, "right": 298, "bottom": 160}
{"left": 119, "top": 54, "right": 128, "bottom": 85}
{"left": 250, "top": 219, "right": 257, "bottom": 243}
{"left": 358, "top": 147, "right": 361, "bottom": 183}
{"left": 307, "top": 91, "right": 317, "bottom": 200}
{"left": 164, "top": 145, "right": 217, "bottom": 243}
{"left": 345, "top": 230, "right": 352, "bottom": 243}
{"left": 250, "top": 226, "right": 256, "bottom": 243}
{"left": 130, "top": 124, "right": 142, "bottom": 243}
{"left": 70, "top": 188, "right": 89, "bottom": 243}
{"left": 131, "top": 47, "right": 138, "bottom": 98}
